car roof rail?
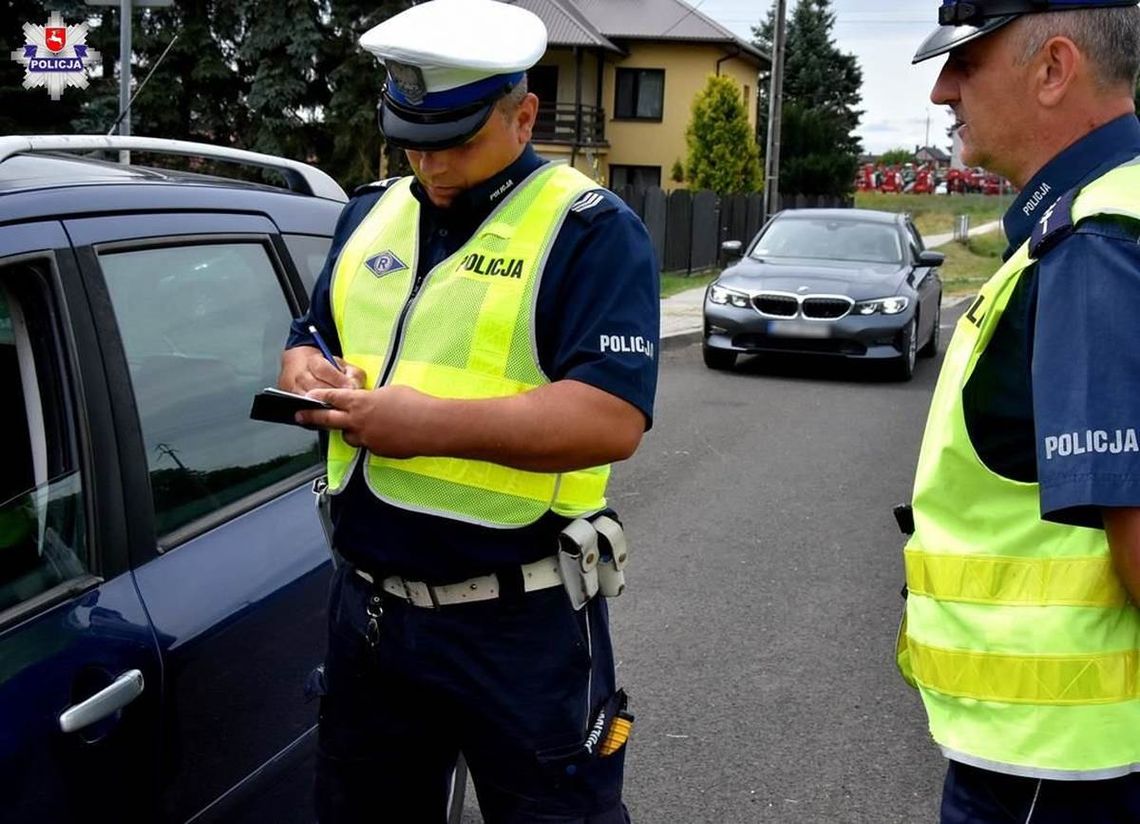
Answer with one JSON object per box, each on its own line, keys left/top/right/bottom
{"left": 0, "top": 135, "right": 348, "bottom": 202}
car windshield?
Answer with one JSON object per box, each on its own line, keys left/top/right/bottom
{"left": 750, "top": 218, "right": 903, "bottom": 265}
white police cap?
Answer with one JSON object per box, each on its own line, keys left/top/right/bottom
{"left": 914, "top": 0, "right": 1139, "bottom": 63}
{"left": 360, "top": 0, "right": 548, "bottom": 151}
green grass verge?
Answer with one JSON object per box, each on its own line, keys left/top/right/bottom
{"left": 660, "top": 269, "right": 718, "bottom": 298}
{"left": 937, "top": 231, "right": 1007, "bottom": 295}
{"left": 854, "top": 192, "right": 1008, "bottom": 237}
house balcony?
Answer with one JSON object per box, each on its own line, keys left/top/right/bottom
{"left": 531, "top": 103, "right": 609, "bottom": 148}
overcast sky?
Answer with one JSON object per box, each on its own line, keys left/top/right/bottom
{"left": 693, "top": 0, "right": 955, "bottom": 155}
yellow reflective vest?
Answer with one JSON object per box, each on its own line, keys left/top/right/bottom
{"left": 325, "top": 163, "right": 610, "bottom": 528}
{"left": 898, "top": 159, "right": 1140, "bottom": 779}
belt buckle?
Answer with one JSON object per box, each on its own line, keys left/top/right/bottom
{"left": 401, "top": 577, "right": 441, "bottom": 609}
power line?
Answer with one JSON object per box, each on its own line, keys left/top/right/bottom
{"left": 661, "top": 0, "right": 711, "bottom": 38}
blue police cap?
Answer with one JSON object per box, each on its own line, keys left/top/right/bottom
{"left": 913, "top": 0, "right": 1140, "bottom": 63}
{"left": 360, "top": 0, "right": 547, "bottom": 151}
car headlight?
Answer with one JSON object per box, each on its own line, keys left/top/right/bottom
{"left": 854, "top": 296, "right": 909, "bottom": 315}
{"left": 709, "top": 285, "right": 751, "bottom": 308}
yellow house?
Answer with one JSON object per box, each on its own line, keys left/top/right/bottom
{"left": 510, "top": 0, "right": 769, "bottom": 190}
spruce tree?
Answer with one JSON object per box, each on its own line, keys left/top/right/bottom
{"left": 685, "top": 74, "right": 762, "bottom": 194}
{"left": 753, "top": 0, "right": 863, "bottom": 196}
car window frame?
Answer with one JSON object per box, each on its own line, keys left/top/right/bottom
{"left": 905, "top": 221, "right": 925, "bottom": 258}
{"left": 76, "top": 231, "right": 322, "bottom": 562}
{"left": 0, "top": 246, "right": 117, "bottom": 630}
{"left": 279, "top": 233, "right": 333, "bottom": 303}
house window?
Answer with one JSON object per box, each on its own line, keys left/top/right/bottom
{"left": 609, "top": 165, "right": 661, "bottom": 190}
{"left": 615, "top": 68, "right": 664, "bottom": 120}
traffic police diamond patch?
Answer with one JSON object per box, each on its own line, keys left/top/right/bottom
{"left": 365, "top": 251, "right": 407, "bottom": 278}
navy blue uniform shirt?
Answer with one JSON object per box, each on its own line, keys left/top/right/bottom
{"left": 287, "top": 146, "right": 660, "bottom": 581}
{"left": 965, "top": 114, "right": 1140, "bottom": 528}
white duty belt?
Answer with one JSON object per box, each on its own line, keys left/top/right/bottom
{"left": 351, "top": 515, "right": 630, "bottom": 609}
{"left": 354, "top": 556, "right": 562, "bottom": 608}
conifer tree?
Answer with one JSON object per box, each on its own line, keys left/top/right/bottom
{"left": 685, "top": 74, "right": 762, "bottom": 193}
{"left": 753, "top": 0, "right": 863, "bottom": 196}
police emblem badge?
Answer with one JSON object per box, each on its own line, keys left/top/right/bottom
{"left": 365, "top": 251, "right": 408, "bottom": 278}
{"left": 9, "top": 11, "right": 101, "bottom": 101}
{"left": 386, "top": 61, "right": 427, "bottom": 106}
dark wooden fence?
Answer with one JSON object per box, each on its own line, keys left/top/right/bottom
{"left": 610, "top": 186, "right": 853, "bottom": 274}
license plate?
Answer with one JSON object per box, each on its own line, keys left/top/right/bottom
{"left": 767, "top": 320, "right": 832, "bottom": 338}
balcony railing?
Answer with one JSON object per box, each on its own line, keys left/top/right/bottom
{"left": 532, "top": 103, "right": 607, "bottom": 147}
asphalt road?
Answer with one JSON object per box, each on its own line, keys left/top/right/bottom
{"left": 461, "top": 303, "right": 969, "bottom": 823}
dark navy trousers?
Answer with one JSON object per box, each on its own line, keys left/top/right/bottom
{"left": 314, "top": 563, "right": 631, "bottom": 824}
{"left": 942, "top": 761, "right": 1140, "bottom": 824}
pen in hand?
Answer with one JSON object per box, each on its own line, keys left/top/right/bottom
{"left": 308, "top": 324, "right": 345, "bottom": 374}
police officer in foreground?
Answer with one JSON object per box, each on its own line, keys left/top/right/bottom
{"left": 277, "top": 1, "right": 658, "bottom": 821}
{"left": 898, "top": 0, "right": 1140, "bottom": 820}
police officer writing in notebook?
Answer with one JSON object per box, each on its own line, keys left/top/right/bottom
{"left": 898, "top": 1, "right": 1140, "bottom": 821}
{"left": 277, "top": 1, "right": 658, "bottom": 821}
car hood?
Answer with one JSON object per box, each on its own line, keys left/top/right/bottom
{"left": 716, "top": 257, "right": 908, "bottom": 299}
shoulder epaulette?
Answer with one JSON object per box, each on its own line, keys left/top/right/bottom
{"left": 350, "top": 177, "right": 401, "bottom": 199}
{"left": 566, "top": 188, "right": 621, "bottom": 223}
{"left": 1029, "top": 188, "right": 1078, "bottom": 259}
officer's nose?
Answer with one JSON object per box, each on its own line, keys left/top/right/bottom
{"left": 930, "top": 60, "right": 959, "bottom": 107}
{"left": 414, "top": 149, "right": 451, "bottom": 178}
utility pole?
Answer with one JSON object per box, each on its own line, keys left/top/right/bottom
{"left": 119, "top": 0, "right": 130, "bottom": 164}
{"left": 85, "top": 0, "right": 173, "bottom": 163}
{"left": 925, "top": 109, "right": 931, "bottom": 149}
{"left": 764, "top": 0, "right": 788, "bottom": 221}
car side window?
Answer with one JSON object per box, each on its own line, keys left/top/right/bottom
{"left": 97, "top": 242, "right": 319, "bottom": 539}
{"left": 0, "top": 262, "right": 88, "bottom": 614}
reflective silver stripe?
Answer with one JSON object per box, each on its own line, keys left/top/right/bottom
{"left": 943, "top": 749, "right": 1140, "bottom": 782}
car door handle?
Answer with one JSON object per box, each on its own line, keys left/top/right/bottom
{"left": 58, "top": 669, "right": 145, "bottom": 733}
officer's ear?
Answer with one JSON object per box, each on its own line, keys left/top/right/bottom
{"left": 1034, "top": 35, "right": 1081, "bottom": 109}
{"left": 512, "top": 93, "right": 539, "bottom": 144}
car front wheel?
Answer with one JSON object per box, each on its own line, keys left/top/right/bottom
{"left": 703, "top": 344, "right": 737, "bottom": 371}
{"left": 918, "top": 299, "right": 941, "bottom": 358}
{"left": 892, "top": 319, "right": 917, "bottom": 381}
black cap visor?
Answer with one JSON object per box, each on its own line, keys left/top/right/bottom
{"left": 912, "top": 15, "right": 1016, "bottom": 63}
{"left": 379, "top": 92, "right": 499, "bottom": 151}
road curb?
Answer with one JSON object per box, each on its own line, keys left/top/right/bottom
{"left": 942, "top": 294, "right": 974, "bottom": 309}
{"left": 661, "top": 329, "right": 702, "bottom": 350}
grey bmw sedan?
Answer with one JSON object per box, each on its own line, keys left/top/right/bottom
{"left": 703, "top": 209, "right": 944, "bottom": 381}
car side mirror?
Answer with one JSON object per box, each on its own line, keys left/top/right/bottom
{"left": 917, "top": 250, "right": 945, "bottom": 267}
{"left": 721, "top": 240, "right": 743, "bottom": 259}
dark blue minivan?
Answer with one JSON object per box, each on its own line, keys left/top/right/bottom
{"left": 0, "top": 136, "right": 347, "bottom": 823}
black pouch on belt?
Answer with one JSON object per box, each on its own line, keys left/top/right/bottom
{"left": 535, "top": 689, "right": 635, "bottom": 777}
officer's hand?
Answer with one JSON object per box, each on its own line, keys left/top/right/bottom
{"left": 297, "top": 385, "right": 435, "bottom": 458}
{"left": 279, "top": 346, "right": 365, "bottom": 393}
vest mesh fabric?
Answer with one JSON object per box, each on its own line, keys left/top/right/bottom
{"left": 900, "top": 161, "right": 1140, "bottom": 778}
{"left": 328, "top": 165, "right": 610, "bottom": 527}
